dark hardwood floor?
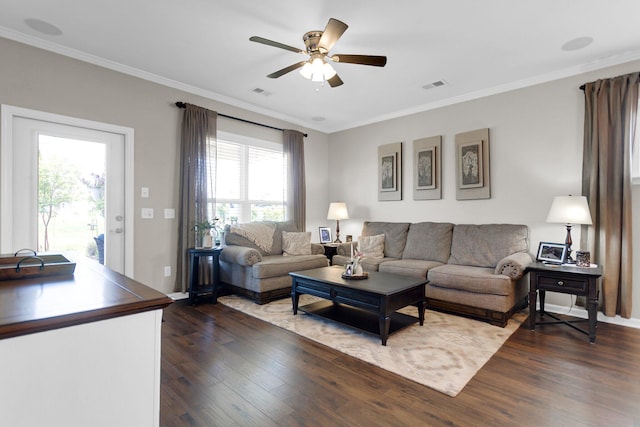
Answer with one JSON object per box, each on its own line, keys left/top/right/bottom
{"left": 160, "top": 300, "right": 640, "bottom": 426}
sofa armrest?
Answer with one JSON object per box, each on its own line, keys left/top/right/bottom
{"left": 494, "top": 252, "right": 533, "bottom": 279}
{"left": 220, "top": 245, "right": 263, "bottom": 266}
{"left": 311, "top": 243, "right": 325, "bottom": 255}
{"left": 336, "top": 242, "right": 356, "bottom": 256}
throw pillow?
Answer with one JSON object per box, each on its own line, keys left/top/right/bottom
{"left": 282, "top": 231, "right": 312, "bottom": 256}
{"left": 358, "top": 234, "right": 385, "bottom": 258}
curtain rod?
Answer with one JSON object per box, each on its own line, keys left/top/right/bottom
{"left": 174, "top": 102, "right": 307, "bottom": 137}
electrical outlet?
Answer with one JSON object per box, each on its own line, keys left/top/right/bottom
{"left": 163, "top": 266, "right": 171, "bottom": 277}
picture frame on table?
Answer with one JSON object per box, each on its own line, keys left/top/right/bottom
{"left": 536, "top": 242, "right": 568, "bottom": 264}
{"left": 319, "top": 227, "right": 332, "bottom": 244}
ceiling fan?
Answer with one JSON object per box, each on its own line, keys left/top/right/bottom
{"left": 249, "top": 18, "right": 387, "bottom": 87}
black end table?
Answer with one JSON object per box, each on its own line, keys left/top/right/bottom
{"left": 527, "top": 262, "right": 602, "bottom": 343}
{"left": 321, "top": 243, "right": 339, "bottom": 265}
{"left": 187, "top": 247, "right": 223, "bottom": 305}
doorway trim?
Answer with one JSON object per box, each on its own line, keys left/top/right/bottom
{"left": 1, "top": 105, "right": 134, "bottom": 277}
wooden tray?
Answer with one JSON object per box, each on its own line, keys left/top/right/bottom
{"left": 0, "top": 250, "right": 76, "bottom": 281}
{"left": 342, "top": 272, "right": 369, "bottom": 280}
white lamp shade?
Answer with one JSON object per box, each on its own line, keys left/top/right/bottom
{"left": 546, "top": 195, "right": 593, "bottom": 225}
{"left": 327, "top": 202, "right": 349, "bottom": 220}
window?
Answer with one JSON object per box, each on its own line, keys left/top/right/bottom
{"left": 210, "top": 132, "right": 287, "bottom": 226}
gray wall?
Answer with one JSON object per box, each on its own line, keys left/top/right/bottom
{"left": 2, "top": 35, "right": 638, "bottom": 320}
{"left": 0, "top": 36, "right": 330, "bottom": 293}
{"left": 327, "top": 61, "right": 640, "bottom": 319}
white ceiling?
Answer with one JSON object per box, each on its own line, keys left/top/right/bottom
{"left": 1, "top": 0, "right": 640, "bottom": 133}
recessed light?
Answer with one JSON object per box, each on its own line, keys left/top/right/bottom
{"left": 561, "top": 36, "right": 593, "bottom": 52}
{"left": 312, "top": 116, "right": 326, "bottom": 122}
{"left": 24, "top": 18, "right": 63, "bottom": 36}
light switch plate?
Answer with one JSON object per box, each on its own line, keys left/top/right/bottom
{"left": 141, "top": 187, "right": 149, "bottom": 198}
{"left": 164, "top": 208, "right": 175, "bottom": 219}
{"left": 141, "top": 208, "right": 154, "bottom": 219}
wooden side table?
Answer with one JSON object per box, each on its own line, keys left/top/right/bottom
{"left": 527, "top": 262, "right": 602, "bottom": 343}
{"left": 187, "top": 247, "right": 223, "bottom": 305}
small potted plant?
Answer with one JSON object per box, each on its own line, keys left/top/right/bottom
{"left": 192, "top": 218, "right": 219, "bottom": 248}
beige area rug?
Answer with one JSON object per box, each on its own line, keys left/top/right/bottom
{"left": 218, "top": 294, "right": 527, "bottom": 397}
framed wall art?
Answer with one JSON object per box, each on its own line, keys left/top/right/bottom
{"left": 413, "top": 135, "right": 441, "bottom": 200}
{"left": 378, "top": 142, "right": 402, "bottom": 201}
{"left": 458, "top": 140, "right": 483, "bottom": 189}
{"left": 455, "top": 128, "right": 490, "bottom": 200}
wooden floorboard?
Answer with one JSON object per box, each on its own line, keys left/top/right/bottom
{"left": 160, "top": 300, "right": 640, "bottom": 427}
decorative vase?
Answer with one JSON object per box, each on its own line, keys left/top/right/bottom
{"left": 202, "top": 233, "right": 213, "bottom": 248}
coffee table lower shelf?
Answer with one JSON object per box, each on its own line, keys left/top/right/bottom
{"left": 299, "top": 300, "right": 419, "bottom": 338}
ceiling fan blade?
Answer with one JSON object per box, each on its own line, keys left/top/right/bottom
{"left": 331, "top": 54, "right": 387, "bottom": 67}
{"left": 249, "top": 36, "right": 305, "bottom": 55}
{"left": 327, "top": 74, "right": 344, "bottom": 88}
{"left": 267, "top": 61, "right": 308, "bottom": 78}
{"left": 318, "top": 18, "right": 348, "bottom": 53}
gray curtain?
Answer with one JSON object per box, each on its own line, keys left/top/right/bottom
{"left": 174, "top": 104, "right": 217, "bottom": 292}
{"left": 582, "top": 72, "right": 638, "bottom": 318}
{"left": 283, "top": 130, "right": 306, "bottom": 231}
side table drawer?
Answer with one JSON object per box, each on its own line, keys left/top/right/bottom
{"left": 537, "top": 275, "right": 586, "bottom": 293}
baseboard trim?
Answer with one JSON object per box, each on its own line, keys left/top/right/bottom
{"left": 543, "top": 303, "right": 640, "bottom": 329}
{"left": 167, "top": 292, "right": 188, "bottom": 301}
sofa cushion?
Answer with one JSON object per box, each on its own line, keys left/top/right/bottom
{"left": 379, "top": 259, "right": 444, "bottom": 279}
{"left": 402, "top": 222, "right": 454, "bottom": 263}
{"left": 358, "top": 234, "right": 385, "bottom": 258}
{"left": 362, "top": 221, "right": 410, "bottom": 259}
{"left": 282, "top": 231, "right": 312, "bottom": 256}
{"left": 252, "top": 255, "right": 328, "bottom": 279}
{"left": 448, "top": 224, "right": 529, "bottom": 268}
{"left": 427, "top": 264, "right": 514, "bottom": 296}
{"left": 272, "top": 221, "right": 298, "bottom": 254}
{"left": 361, "top": 257, "right": 398, "bottom": 272}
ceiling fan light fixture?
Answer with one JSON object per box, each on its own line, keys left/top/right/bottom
{"left": 299, "top": 62, "right": 313, "bottom": 79}
{"left": 311, "top": 57, "right": 325, "bottom": 82}
{"left": 322, "top": 62, "right": 337, "bottom": 79}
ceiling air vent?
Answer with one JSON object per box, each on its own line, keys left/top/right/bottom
{"left": 251, "top": 87, "right": 271, "bottom": 96}
{"left": 422, "top": 80, "right": 447, "bottom": 90}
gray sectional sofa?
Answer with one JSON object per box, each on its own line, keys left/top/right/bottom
{"left": 332, "top": 221, "right": 532, "bottom": 326}
{"left": 219, "top": 221, "right": 329, "bottom": 304}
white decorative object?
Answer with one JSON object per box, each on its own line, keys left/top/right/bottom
{"left": 202, "top": 232, "right": 213, "bottom": 248}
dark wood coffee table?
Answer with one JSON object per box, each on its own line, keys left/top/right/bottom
{"left": 290, "top": 267, "right": 427, "bottom": 345}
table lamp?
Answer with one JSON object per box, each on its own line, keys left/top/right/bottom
{"left": 546, "top": 195, "right": 593, "bottom": 263}
{"left": 327, "top": 202, "right": 349, "bottom": 243}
